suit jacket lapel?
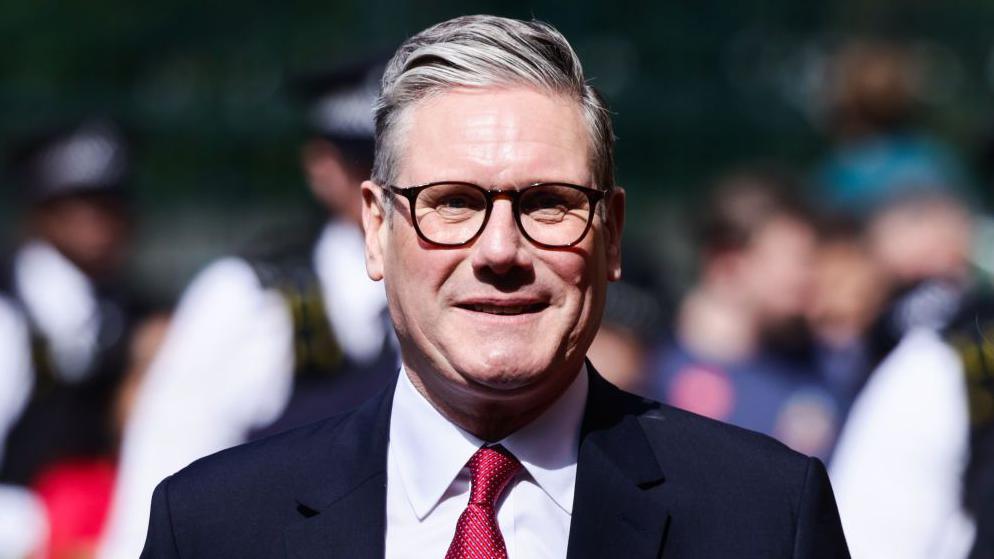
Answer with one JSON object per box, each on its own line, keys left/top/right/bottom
{"left": 283, "top": 379, "right": 395, "bottom": 559}
{"left": 567, "top": 367, "right": 671, "bottom": 559}
{"left": 279, "top": 365, "right": 671, "bottom": 558}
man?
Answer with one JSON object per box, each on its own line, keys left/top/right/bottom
{"left": 0, "top": 117, "right": 140, "bottom": 556}
{"left": 1, "top": 118, "right": 138, "bottom": 485}
{"left": 643, "top": 171, "right": 844, "bottom": 460}
{"left": 141, "top": 15, "right": 849, "bottom": 558}
{"left": 100, "top": 59, "right": 397, "bottom": 559}
{"left": 828, "top": 196, "right": 979, "bottom": 558}
{"left": 830, "top": 327, "right": 974, "bottom": 558}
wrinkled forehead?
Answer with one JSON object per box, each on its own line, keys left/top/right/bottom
{"left": 392, "top": 86, "right": 592, "bottom": 186}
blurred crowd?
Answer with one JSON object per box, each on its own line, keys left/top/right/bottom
{"left": 1, "top": 37, "right": 993, "bottom": 559}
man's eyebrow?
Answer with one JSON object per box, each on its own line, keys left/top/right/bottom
{"left": 501, "top": 177, "right": 594, "bottom": 187}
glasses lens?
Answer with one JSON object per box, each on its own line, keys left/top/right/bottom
{"left": 519, "top": 184, "right": 592, "bottom": 246}
{"left": 415, "top": 183, "right": 488, "bottom": 244}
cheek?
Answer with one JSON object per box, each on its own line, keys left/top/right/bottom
{"left": 382, "top": 232, "right": 426, "bottom": 333}
{"left": 388, "top": 234, "right": 462, "bottom": 318}
{"left": 545, "top": 251, "right": 585, "bottom": 293}
{"left": 545, "top": 249, "right": 602, "bottom": 324}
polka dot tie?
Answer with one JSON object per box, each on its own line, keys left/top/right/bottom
{"left": 445, "top": 445, "right": 522, "bottom": 559}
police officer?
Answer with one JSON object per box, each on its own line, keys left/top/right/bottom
{"left": 1, "top": 118, "right": 138, "bottom": 485}
{"left": 98, "top": 58, "right": 397, "bottom": 559}
{"left": 0, "top": 119, "right": 139, "bottom": 555}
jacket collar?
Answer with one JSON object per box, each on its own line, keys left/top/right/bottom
{"left": 284, "top": 379, "right": 394, "bottom": 559}
{"left": 282, "top": 363, "right": 671, "bottom": 558}
{"left": 566, "top": 364, "right": 671, "bottom": 559}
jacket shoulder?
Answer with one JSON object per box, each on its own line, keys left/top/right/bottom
{"left": 590, "top": 372, "right": 809, "bottom": 477}
{"left": 651, "top": 399, "right": 805, "bottom": 458}
{"left": 169, "top": 411, "right": 353, "bottom": 494}
{"left": 614, "top": 389, "right": 848, "bottom": 556}
{"left": 629, "top": 389, "right": 813, "bottom": 484}
{"left": 147, "top": 386, "right": 391, "bottom": 558}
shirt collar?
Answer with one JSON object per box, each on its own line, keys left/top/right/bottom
{"left": 389, "top": 363, "right": 588, "bottom": 519}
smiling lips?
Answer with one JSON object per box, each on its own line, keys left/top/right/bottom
{"left": 457, "top": 301, "right": 549, "bottom": 316}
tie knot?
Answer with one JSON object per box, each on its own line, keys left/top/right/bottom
{"left": 466, "top": 445, "right": 521, "bottom": 507}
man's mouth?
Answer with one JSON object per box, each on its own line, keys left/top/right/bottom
{"left": 458, "top": 302, "right": 548, "bottom": 315}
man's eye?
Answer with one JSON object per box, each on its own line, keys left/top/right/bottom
{"left": 439, "top": 196, "right": 472, "bottom": 209}
{"left": 419, "top": 186, "right": 484, "bottom": 213}
{"left": 533, "top": 195, "right": 568, "bottom": 209}
{"left": 524, "top": 195, "right": 571, "bottom": 215}
{"left": 430, "top": 194, "right": 484, "bottom": 217}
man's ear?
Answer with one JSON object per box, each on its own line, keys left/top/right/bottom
{"left": 361, "top": 180, "right": 386, "bottom": 281}
{"left": 605, "top": 186, "right": 626, "bottom": 282}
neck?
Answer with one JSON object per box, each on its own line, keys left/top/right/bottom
{"left": 678, "top": 287, "right": 758, "bottom": 362}
{"left": 403, "top": 361, "right": 583, "bottom": 442}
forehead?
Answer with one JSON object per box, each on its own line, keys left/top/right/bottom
{"left": 396, "top": 86, "right": 591, "bottom": 187}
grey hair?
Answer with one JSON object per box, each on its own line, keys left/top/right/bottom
{"left": 371, "top": 15, "right": 615, "bottom": 206}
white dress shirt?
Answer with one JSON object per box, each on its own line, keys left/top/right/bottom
{"left": 386, "top": 365, "right": 588, "bottom": 559}
{"left": 99, "top": 220, "right": 389, "bottom": 559}
{"left": 830, "top": 328, "right": 975, "bottom": 558}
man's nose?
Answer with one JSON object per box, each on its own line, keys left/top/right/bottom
{"left": 470, "top": 198, "right": 532, "bottom": 275}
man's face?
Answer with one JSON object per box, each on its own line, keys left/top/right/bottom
{"left": 738, "top": 216, "right": 816, "bottom": 324}
{"left": 34, "top": 193, "right": 131, "bottom": 280}
{"left": 363, "top": 87, "right": 623, "bottom": 411}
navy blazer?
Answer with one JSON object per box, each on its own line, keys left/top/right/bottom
{"left": 141, "top": 367, "right": 849, "bottom": 558}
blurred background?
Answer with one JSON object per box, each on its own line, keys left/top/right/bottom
{"left": 3, "top": 1, "right": 994, "bottom": 557}
{"left": 3, "top": 0, "right": 994, "bottom": 295}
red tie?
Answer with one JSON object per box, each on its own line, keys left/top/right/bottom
{"left": 445, "top": 445, "right": 522, "bottom": 559}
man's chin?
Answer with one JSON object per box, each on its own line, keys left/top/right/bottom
{"left": 452, "top": 359, "right": 552, "bottom": 395}
{"left": 455, "top": 348, "right": 580, "bottom": 394}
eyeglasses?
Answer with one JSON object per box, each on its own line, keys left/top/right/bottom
{"left": 384, "top": 181, "right": 608, "bottom": 248}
